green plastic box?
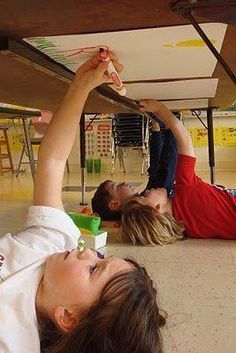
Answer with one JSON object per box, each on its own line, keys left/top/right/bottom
{"left": 68, "top": 212, "right": 101, "bottom": 235}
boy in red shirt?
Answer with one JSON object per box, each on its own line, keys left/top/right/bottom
{"left": 121, "top": 100, "right": 236, "bottom": 245}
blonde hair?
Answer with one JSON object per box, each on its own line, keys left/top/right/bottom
{"left": 121, "top": 200, "right": 185, "bottom": 246}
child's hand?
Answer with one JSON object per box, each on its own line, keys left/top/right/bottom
{"left": 139, "top": 100, "right": 165, "bottom": 114}
{"left": 150, "top": 120, "right": 160, "bottom": 132}
{"left": 75, "top": 51, "right": 124, "bottom": 93}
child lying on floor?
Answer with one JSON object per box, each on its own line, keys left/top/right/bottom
{"left": 0, "top": 55, "right": 164, "bottom": 353}
{"left": 92, "top": 115, "right": 178, "bottom": 221}
{"left": 121, "top": 100, "right": 236, "bottom": 245}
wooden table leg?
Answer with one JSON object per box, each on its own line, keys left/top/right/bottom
{"left": 21, "top": 117, "right": 35, "bottom": 180}
{"left": 3, "top": 129, "right": 14, "bottom": 173}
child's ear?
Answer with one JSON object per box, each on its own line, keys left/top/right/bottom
{"left": 108, "top": 200, "right": 121, "bottom": 211}
{"left": 155, "top": 204, "right": 164, "bottom": 214}
{"left": 54, "top": 306, "right": 78, "bottom": 333}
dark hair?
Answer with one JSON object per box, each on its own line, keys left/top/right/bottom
{"left": 91, "top": 180, "right": 121, "bottom": 220}
{"left": 39, "top": 258, "right": 165, "bottom": 353}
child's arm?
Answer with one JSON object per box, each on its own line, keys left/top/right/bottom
{"left": 139, "top": 100, "right": 194, "bottom": 157}
{"left": 34, "top": 53, "right": 122, "bottom": 209}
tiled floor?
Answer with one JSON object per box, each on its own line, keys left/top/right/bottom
{"left": 0, "top": 168, "right": 236, "bottom": 353}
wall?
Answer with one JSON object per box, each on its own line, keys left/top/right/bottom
{"left": 68, "top": 114, "right": 236, "bottom": 173}
{"left": 184, "top": 115, "right": 236, "bottom": 171}
{"left": 2, "top": 113, "right": 236, "bottom": 174}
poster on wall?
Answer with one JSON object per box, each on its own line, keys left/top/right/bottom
{"left": 193, "top": 128, "right": 208, "bottom": 147}
{"left": 220, "top": 127, "right": 236, "bottom": 146}
{"left": 188, "top": 127, "right": 236, "bottom": 147}
{"left": 85, "top": 121, "right": 112, "bottom": 158}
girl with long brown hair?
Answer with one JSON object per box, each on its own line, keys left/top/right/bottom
{"left": 0, "top": 55, "right": 164, "bottom": 353}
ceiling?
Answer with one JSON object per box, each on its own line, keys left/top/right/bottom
{"left": 0, "top": 0, "right": 235, "bottom": 112}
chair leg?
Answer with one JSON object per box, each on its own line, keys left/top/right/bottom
{"left": 110, "top": 149, "right": 117, "bottom": 175}
{"left": 3, "top": 129, "right": 14, "bottom": 173}
{"left": 66, "top": 159, "right": 70, "bottom": 173}
{"left": 118, "top": 147, "right": 126, "bottom": 173}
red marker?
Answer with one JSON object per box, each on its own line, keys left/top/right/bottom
{"left": 99, "top": 48, "right": 127, "bottom": 96}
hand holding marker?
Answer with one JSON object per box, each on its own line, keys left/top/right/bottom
{"left": 99, "top": 47, "right": 127, "bottom": 96}
{"left": 62, "top": 45, "right": 126, "bottom": 95}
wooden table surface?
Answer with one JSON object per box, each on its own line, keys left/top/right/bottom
{"left": 0, "top": 1, "right": 235, "bottom": 112}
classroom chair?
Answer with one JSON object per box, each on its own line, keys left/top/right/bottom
{"left": 110, "top": 113, "right": 149, "bottom": 175}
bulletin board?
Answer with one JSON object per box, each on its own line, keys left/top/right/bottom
{"left": 192, "top": 128, "right": 209, "bottom": 147}
{"left": 220, "top": 127, "right": 236, "bottom": 146}
{"left": 188, "top": 127, "right": 236, "bottom": 147}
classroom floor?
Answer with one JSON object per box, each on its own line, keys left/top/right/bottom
{"left": 0, "top": 167, "right": 236, "bottom": 353}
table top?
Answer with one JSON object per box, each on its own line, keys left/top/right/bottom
{"left": 0, "top": 1, "right": 235, "bottom": 112}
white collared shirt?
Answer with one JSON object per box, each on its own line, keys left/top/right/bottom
{"left": 0, "top": 206, "right": 80, "bottom": 353}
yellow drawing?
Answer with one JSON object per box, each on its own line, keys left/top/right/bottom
{"left": 163, "top": 39, "right": 217, "bottom": 48}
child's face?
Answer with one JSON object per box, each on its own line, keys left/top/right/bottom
{"left": 41, "top": 248, "right": 131, "bottom": 317}
{"left": 135, "top": 188, "right": 168, "bottom": 209}
{"left": 107, "top": 181, "right": 137, "bottom": 204}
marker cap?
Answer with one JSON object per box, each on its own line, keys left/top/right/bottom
{"left": 117, "top": 87, "right": 127, "bottom": 96}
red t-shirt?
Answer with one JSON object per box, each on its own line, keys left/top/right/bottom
{"left": 172, "top": 154, "right": 236, "bottom": 239}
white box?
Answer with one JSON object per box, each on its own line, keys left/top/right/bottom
{"left": 80, "top": 230, "right": 108, "bottom": 250}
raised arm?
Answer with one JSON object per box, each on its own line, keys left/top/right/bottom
{"left": 34, "top": 53, "right": 123, "bottom": 209}
{"left": 139, "top": 100, "right": 194, "bottom": 157}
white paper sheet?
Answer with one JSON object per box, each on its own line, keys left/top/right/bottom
{"left": 24, "top": 23, "right": 227, "bottom": 81}
{"left": 123, "top": 78, "right": 218, "bottom": 100}
{"left": 162, "top": 99, "right": 209, "bottom": 110}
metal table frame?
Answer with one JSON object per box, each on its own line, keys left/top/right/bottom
{"left": 191, "top": 107, "right": 216, "bottom": 184}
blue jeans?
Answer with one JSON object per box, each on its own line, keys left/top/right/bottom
{"left": 143, "top": 130, "right": 178, "bottom": 196}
